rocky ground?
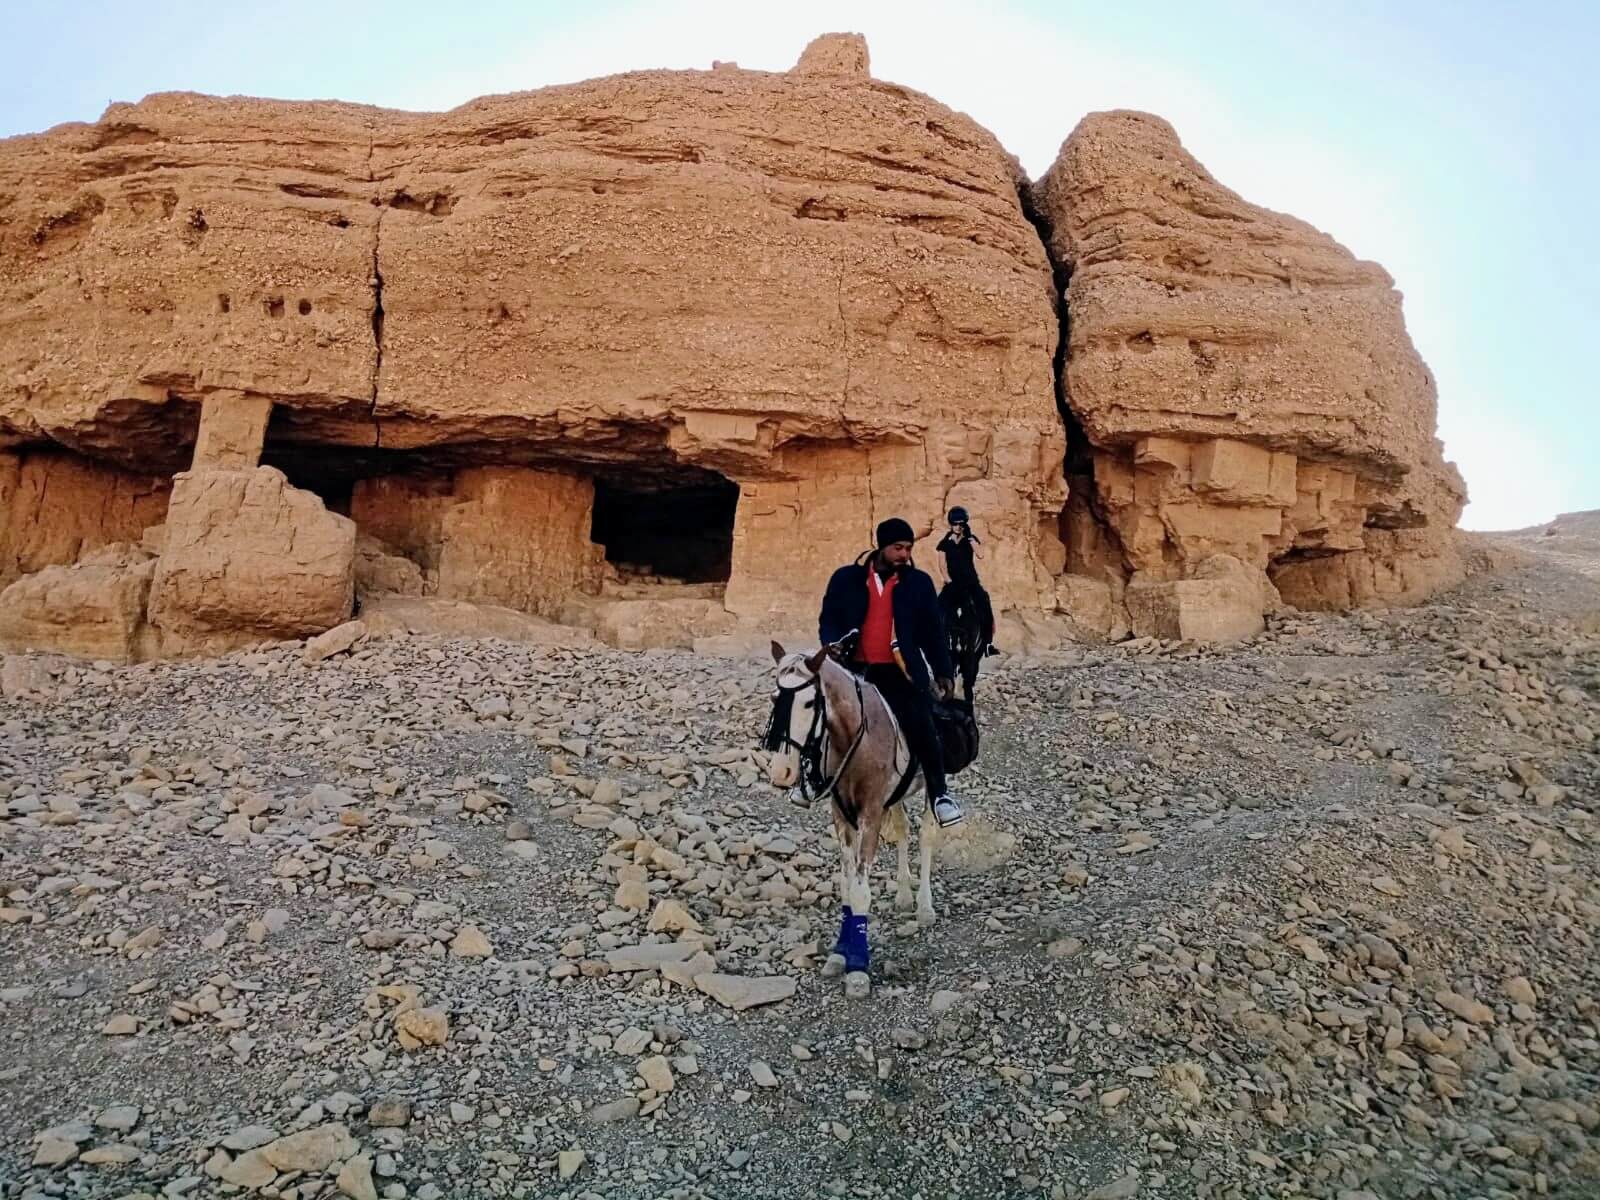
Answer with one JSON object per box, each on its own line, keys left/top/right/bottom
{"left": 2, "top": 538, "right": 1598, "bottom": 1200}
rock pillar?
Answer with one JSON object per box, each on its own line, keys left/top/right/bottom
{"left": 192, "top": 391, "right": 274, "bottom": 469}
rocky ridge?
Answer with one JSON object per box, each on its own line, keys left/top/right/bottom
{"left": 1, "top": 34, "right": 1462, "bottom": 660}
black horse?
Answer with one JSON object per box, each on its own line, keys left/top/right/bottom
{"left": 939, "top": 584, "right": 984, "bottom": 703}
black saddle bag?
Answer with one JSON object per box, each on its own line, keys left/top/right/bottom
{"left": 931, "top": 697, "right": 980, "bottom": 776}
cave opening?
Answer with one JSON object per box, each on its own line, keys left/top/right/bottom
{"left": 590, "top": 468, "right": 739, "bottom": 586}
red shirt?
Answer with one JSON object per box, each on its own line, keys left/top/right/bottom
{"left": 858, "top": 569, "right": 899, "bottom": 664}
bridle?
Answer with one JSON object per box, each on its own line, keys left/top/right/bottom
{"left": 762, "top": 659, "right": 871, "bottom": 818}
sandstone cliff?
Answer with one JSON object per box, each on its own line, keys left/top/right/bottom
{"left": 0, "top": 35, "right": 1464, "bottom": 660}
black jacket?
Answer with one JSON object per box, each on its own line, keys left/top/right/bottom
{"left": 936, "top": 532, "right": 981, "bottom": 588}
{"left": 818, "top": 559, "right": 953, "bottom": 691}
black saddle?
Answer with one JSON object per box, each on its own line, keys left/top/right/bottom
{"left": 930, "top": 696, "right": 979, "bottom": 776}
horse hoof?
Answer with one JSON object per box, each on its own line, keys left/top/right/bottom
{"left": 821, "top": 953, "right": 846, "bottom": 978}
{"left": 916, "top": 906, "right": 937, "bottom": 928}
{"left": 894, "top": 888, "right": 915, "bottom": 913}
{"left": 844, "top": 971, "right": 871, "bottom": 999}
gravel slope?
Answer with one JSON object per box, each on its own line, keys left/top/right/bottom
{"left": 2, "top": 548, "right": 1597, "bottom": 1200}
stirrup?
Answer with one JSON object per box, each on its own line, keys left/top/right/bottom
{"left": 931, "top": 795, "right": 965, "bottom": 829}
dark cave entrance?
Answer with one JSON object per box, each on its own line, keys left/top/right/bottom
{"left": 590, "top": 468, "right": 739, "bottom": 585}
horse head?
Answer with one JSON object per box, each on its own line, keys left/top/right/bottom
{"left": 764, "top": 641, "right": 828, "bottom": 788}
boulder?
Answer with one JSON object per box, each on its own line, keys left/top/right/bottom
{"left": 792, "top": 32, "right": 870, "bottom": 75}
{"left": 220, "top": 1148, "right": 277, "bottom": 1189}
{"left": 0, "top": 655, "right": 59, "bottom": 700}
{"left": 303, "top": 619, "right": 367, "bottom": 663}
{"left": 354, "top": 535, "right": 424, "bottom": 598}
{"left": 577, "top": 596, "right": 738, "bottom": 651}
{"left": 356, "top": 594, "right": 593, "bottom": 646}
{"left": 148, "top": 466, "right": 355, "bottom": 651}
{"left": 605, "top": 941, "right": 703, "bottom": 972}
{"left": 1031, "top": 110, "right": 1465, "bottom": 616}
{"left": 392, "top": 1007, "right": 449, "bottom": 1049}
{"left": 0, "top": 544, "right": 157, "bottom": 661}
{"left": 1126, "top": 555, "right": 1268, "bottom": 643}
{"left": 261, "top": 1123, "right": 357, "bottom": 1173}
{"left": 694, "top": 972, "right": 798, "bottom": 1011}
{"left": 1054, "top": 573, "right": 1124, "bottom": 641}
{"left": 336, "top": 1154, "right": 379, "bottom": 1200}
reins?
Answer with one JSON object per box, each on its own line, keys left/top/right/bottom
{"left": 762, "top": 662, "right": 881, "bottom": 828}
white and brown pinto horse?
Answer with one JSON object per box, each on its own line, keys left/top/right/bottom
{"left": 764, "top": 642, "right": 939, "bottom": 998}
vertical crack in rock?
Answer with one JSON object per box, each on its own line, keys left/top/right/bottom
{"left": 1016, "top": 178, "right": 1120, "bottom": 563}
{"left": 863, "top": 445, "right": 877, "bottom": 533}
{"left": 365, "top": 128, "right": 384, "bottom": 450}
{"left": 369, "top": 223, "right": 385, "bottom": 449}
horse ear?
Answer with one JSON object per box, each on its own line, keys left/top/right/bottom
{"left": 770, "top": 641, "right": 786, "bottom": 664}
{"left": 805, "top": 646, "right": 828, "bottom": 674}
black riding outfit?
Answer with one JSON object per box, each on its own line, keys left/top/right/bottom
{"left": 936, "top": 529, "right": 995, "bottom": 648}
{"left": 818, "top": 558, "right": 953, "bottom": 802}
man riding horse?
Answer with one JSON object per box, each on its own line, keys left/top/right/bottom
{"left": 818, "top": 517, "right": 966, "bottom": 829}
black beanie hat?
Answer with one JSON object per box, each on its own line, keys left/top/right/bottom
{"left": 876, "top": 517, "right": 915, "bottom": 548}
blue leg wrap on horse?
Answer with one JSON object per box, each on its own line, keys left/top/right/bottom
{"left": 831, "top": 907, "right": 853, "bottom": 957}
{"left": 843, "top": 913, "right": 870, "bottom": 974}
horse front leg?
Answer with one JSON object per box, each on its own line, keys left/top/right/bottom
{"left": 823, "top": 811, "right": 853, "bottom": 979}
{"left": 845, "top": 818, "right": 880, "bottom": 1000}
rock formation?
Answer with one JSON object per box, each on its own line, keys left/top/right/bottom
{"left": 1, "top": 450, "right": 170, "bottom": 586}
{"left": 1030, "top": 110, "right": 1465, "bottom": 637}
{"left": 0, "top": 36, "right": 1464, "bottom": 660}
{"left": 0, "top": 543, "right": 157, "bottom": 661}
{"left": 147, "top": 466, "right": 357, "bottom": 654}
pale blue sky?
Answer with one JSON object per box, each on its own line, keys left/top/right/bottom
{"left": 3, "top": 0, "right": 1593, "bottom": 529}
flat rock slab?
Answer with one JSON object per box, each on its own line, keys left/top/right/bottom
{"left": 261, "top": 1123, "right": 356, "bottom": 1173}
{"left": 605, "top": 941, "right": 702, "bottom": 972}
{"left": 695, "top": 972, "right": 797, "bottom": 1011}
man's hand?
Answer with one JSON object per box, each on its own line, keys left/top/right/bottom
{"left": 936, "top": 677, "right": 955, "bottom": 701}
